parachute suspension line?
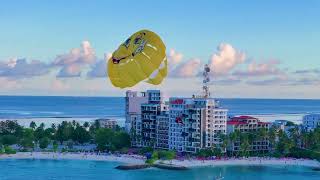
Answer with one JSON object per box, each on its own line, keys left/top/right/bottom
{"left": 202, "top": 64, "right": 211, "bottom": 98}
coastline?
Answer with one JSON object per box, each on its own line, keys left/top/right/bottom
{"left": 1, "top": 152, "right": 319, "bottom": 168}
{"left": 162, "top": 157, "right": 320, "bottom": 168}
{"left": 0, "top": 152, "right": 145, "bottom": 164}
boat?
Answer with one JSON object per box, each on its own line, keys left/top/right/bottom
{"left": 214, "top": 172, "right": 224, "bottom": 180}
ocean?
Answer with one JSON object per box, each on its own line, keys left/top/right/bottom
{"left": 0, "top": 96, "right": 320, "bottom": 127}
{"left": 0, "top": 159, "right": 319, "bottom": 180}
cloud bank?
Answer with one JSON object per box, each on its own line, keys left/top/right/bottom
{"left": 1, "top": 40, "right": 319, "bottom": 98}
{"left": 0, "top": 58, "right": 51, "bottom": 78}
{"left": 53, "top": 41, "right": 97, "bottom": 77}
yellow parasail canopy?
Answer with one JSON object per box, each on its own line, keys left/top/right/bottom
{"left": 107, "top": 30, "right": 167, "bottom": 88}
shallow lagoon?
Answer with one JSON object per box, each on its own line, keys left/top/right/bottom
{"left": 0, "top": 159, "right": 319, "bottom": 180}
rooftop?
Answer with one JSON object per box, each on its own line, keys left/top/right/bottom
{"left": 227, "top": 116, "right": 270, "bottom": 125}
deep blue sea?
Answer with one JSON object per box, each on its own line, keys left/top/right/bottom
{"left": 0, "top": 159, "right": 319, "bottom": 180}
{"left": 0, "top": 96, "right": 319, "bottom": 126}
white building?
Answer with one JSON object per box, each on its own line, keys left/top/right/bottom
{"left": 126, "top": 90, "right": 168, "bottom": 148}
{"left": 96, "top": 118, "right": 118, "bottom": 129}
{"left": 303, "top": 114, "right": 320, "bottom": 131}
{"left": 130, "top": 113, "right": 143, "bottom": 147}
{"left": 125, "top": 90, "right": 148, "bottom": 133}
{"left": 272, "top": 120, "right": 296, "bottom": 134}
{"left": 156, "top": 111, "right": 169, "bottom": 149}
{"left": 168, "top": 97, "right": 228, "bottom": 153}
{"left": 140, "top": 90, "right": 165, "bottom": 147}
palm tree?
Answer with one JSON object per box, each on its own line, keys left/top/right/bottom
{"left": 228, "top": 132, "right": 237, "bottom": 157}
{"left": 51, "top": 123, "right": 56, "bottom": 131}
{"left": 258, "top": 128, "right": 268, "bottom": 155}
{"left": 83, "top": 122, "right": 90, "bottom": 128}
{"left": 288, "top": 126, "right": 300, "bottom": 148}
{"left": 247, "top": 132, "right": 256, "bottom": 156}
{"left": 39, "top": 123, "right": 45, "bottom": 130}
{"left": 240, "top": 133, "right": 250, "bottom": 157}
{"left": 276, "top": 130, "right": 294, "bottom": 156}
{"left": 29, "top": 121, "right": 37, "bottom": 130}
{"left": 268, "top": 127, "right": 277, "bottom": 153}
{"left": 72, "top": 120, "right": 77, "bottom": 128}
{"left": 218, "top": 133, "right": 228, "bottom": 155}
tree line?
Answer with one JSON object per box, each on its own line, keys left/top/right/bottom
{"left": 196, "top": 125, "right": 320, "bottom": 160}
{"left": 0, "top": 120, "right": 130, "bottom": 153}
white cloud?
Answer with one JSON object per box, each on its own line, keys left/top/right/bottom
{"left": 53, "top": 41, "right": 96, "bottom": 66}
{"left": 87, "top": 59, "right": 107, "bottom": 78}
{"left": 168, "top": 49, "right": 183, "bottom": 67}
{"left": 51, "top": 79, "right": 70, "bottom": 91}
{"left": 87, "top": 53, "right": 111, "bottom": 78}
{"left": 170, "top": 58, "right": 201, "bottom": 78}
{"left": 208, "top": 43, "right": 246, "bottom": 75}
{"left": 233, "top": 60, "right": 282, "bottom": 77}
{"left": 57, "top": 64, "right": 82, "bottom": 78}
{"left": 0, "top": 58, "right": 51, "bottom": 78}
{"left": 53, "top": 41, "right": 97, "bottom": 77}
{"left": 0, "top": 77, "right": 21, "bottom": 89}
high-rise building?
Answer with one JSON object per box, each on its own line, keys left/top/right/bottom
{"left": 125, "top": 90, "right": 148, "bottom": 133}
{"left": 168, "top": 97, "right": 228, "bottom": 153}
{"left": 126, "top": 90, "right": 168, "bottom": 148}
{"left": 140, "top": 90, "right": 165, "bottom": 147}
{"left": 156, "top": 106, "right": 169, "bottom": 149}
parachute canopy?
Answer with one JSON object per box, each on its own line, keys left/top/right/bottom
{"left": 108, "top": 30, "right": 167, "bottom": 88}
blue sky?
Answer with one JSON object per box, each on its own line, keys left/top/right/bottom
{"left": 0, "top": 0, "right": 319, "bottom": 98}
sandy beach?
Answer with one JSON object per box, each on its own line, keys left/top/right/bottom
{"left": 163, "top": 157, "right": 320, "bottom": 168}
{"left": 0, "top": 152, "right": 146, "bottom": 164}
{"left": 1, "top": 152, "right": 319, "bottom": 168}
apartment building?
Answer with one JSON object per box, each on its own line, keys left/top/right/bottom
{"left": 303, "top": 114, "right": 320, "bottom": 131}
{"left": 227, "top": 116, "right": 270, "bottom": 153}
{"left": 168, "top": 97, "right": 228, "bottom": 153}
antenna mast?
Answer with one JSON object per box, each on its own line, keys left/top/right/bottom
{"left": 202, "top": 64, "right": 211, "bottom": 98}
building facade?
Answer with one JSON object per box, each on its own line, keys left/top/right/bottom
{"left": 126, "top": 90, "right": 229, "bottom": 153}
{"left": 96, "top": 118, "right": 118, "bottom": 129}
{"left": 227, "top": 116, "right": 270, "bottom": 153}
{"left": 127, "top": 90, "right": 169, "bottom": 148}
{"left": 168, "top": 97, "right": 228, "bottom": 153}
{"left": 303, "top": 114, "right": 320, "bottom": 131}
{"left": 125, "top": 90, "right": 148, "bottom": 134}
{"left": 140, "top": 90, "right": 168, "bottom": 148}
{"left": 156, "top": 111, "right": 169, "bottom": 149}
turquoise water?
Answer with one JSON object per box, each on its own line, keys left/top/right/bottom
{"left": 0, "top": 159, "right": 319, "bottom": 180}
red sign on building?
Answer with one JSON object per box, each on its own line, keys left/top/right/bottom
{"left": 170, "top": 99, "right": 184, "bottom": 104}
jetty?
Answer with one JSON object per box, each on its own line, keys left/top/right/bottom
{"left": 115, "top": 164, "right": 151, "bottom": 170}
{"left": 115, "top": 163, "right": 188, "bottom": 171}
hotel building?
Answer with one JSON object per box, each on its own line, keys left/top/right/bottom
{"left": 303, "top": 114, "right": 320, "bottom": 131}
{"left": 125, "top": 90, "right": 148, "bottom": 134}
{"left": 126, "top": 90, "right": 168, "bottom": 148}
{"left": 156, "top": 108, "right": 169, "bottom": 149}
{"left": 126, "top": 64, "right": 229, "bottom": 153}
{"left": 168, "top": 97, "right": 228, "bottom": 153}
{"left": 95, "top": 118, "right": 118, "bottom": 129}
{"left": 227, "top": 116, "right": 271, "bottom": 153}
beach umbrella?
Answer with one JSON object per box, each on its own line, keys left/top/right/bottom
{"left": 108, "top": 30, "right": 167, "bottom": 88}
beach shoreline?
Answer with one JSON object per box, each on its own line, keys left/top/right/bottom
{"left": 162, "top": 157, "right": 320, "bottom": 168}
{"left": 0, "top": 152, "right": 146, "bottom": 164}
{"left": 1, "top": 152, "right": 319, "bottom": 168}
